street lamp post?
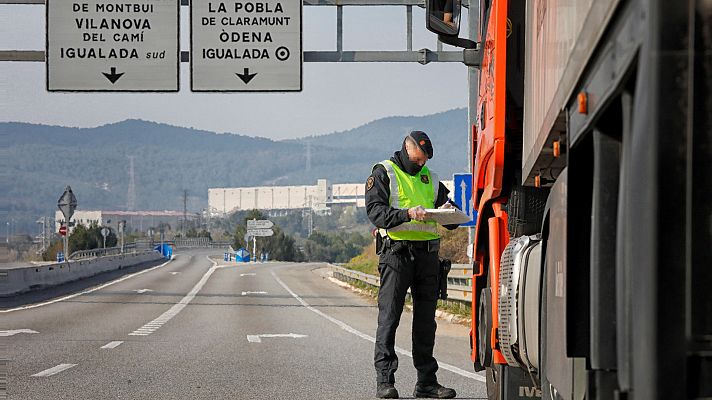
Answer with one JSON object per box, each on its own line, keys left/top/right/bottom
{"left": 118, "top": 220, "right": 125, "bottom": 254}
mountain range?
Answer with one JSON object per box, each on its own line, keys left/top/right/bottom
{"left": 1, "top": 108, "right": 469, "bottom": 233}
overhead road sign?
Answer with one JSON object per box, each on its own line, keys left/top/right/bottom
{"left": 453, "top": 173, "right": 476, "bottom": 227}
{"left": 247, "top": 228, "right": 274, "bottom": 237}
{"left": 190, "top": 0, "right": 302, "bottom": 91}
{"left": 247, "top": 219, "right": 274, "bottom": 229}
{"left": 46, "top": 0, "right": 180, "bottom": 91}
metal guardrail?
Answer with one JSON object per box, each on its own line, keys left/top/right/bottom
{"left": 70, "top": 243, "right": 137, "bottom": 260}
{"left": 331, "top": 264, "right": 473, "bottom": 305}
{"left": 170, "top": 239, "right": 232, "bottom": 248}
{"left": 68, "top": 239, "right": 231, "bottom": 260}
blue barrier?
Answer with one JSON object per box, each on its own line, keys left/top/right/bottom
{"left": 153, "top": 243, "right": 173, "bottom": 259}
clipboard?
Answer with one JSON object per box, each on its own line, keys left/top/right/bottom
{"left": 424, "top": 208, "right": 472, "bottom": 225}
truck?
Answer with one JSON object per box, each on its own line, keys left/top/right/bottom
{"left": 427, "top": 0, "right": 712, "bottom": 399}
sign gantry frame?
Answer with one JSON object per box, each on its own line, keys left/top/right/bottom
{"left": 0, "top": 0, "right": 471, "bottom": 65}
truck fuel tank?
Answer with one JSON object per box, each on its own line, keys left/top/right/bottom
{"left": 498, "top": 234, "right": 543, "bottom": 371}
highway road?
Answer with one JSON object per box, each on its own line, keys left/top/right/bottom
{"left": 1, "top": 249, "right": 487, "bottom": 399}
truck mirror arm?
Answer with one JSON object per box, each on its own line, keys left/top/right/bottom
{"left": 437, "top": 35, "right": 481, "bottom": 67}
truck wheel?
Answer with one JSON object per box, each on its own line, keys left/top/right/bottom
{"left": 478, "top": 288, "right": 494, "bottom": 367}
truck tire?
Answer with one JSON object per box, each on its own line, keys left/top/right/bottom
{"left": 478, "top": 288, "right": 494, "bottom": 367}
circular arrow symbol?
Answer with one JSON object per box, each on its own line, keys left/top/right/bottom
{"left": 275, "top": 46, "right": 290, "bottom": 61}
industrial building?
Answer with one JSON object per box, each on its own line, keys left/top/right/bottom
{"left": 208, "top": 178, "right": 454, "bottom": 216}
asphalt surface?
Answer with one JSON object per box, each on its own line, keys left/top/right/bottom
{"left": 1, "top": 249, "right": 487, "bottom": 399}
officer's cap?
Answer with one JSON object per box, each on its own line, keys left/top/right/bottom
{"left": 408, "top": 131, "right": 433, "bottom": 159}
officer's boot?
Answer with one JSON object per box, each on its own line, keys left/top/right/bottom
{"left": 413, "top": 382, "right": 456, "bottom": 399}
{"left": 376, "top": 382, "right": 399, "bottom": 399}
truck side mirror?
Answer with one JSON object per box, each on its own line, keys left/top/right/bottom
{"left": 426, "top": 0, "right": 461, "bottom": 37}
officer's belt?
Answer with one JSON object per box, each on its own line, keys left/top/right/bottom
{"left": 386, "top": 238, "right": 440, "bottom": 253}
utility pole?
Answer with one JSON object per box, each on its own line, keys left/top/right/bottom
{"left": 306, "top": 195, "right": 313, "bottom": 237}
{"left": 127, "top": 155, "right": 136, "bottom": 211}
{"left": 182, "top": 189, "right": 188, "bottom": 237}
{"left": 36, "top": 217, "right": 47, "bottom": 253}
{"left": 305, "top": 141, "right": 311, "bottom": 174}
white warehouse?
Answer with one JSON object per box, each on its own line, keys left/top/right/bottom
{"left": 208, "top": 178, "right": 454, "bottom": 216}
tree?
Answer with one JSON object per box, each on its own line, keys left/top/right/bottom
{"left": 67, "top": 223, "right": 117, "bottom": 254}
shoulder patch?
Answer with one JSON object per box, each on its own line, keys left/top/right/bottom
{"left": 420, "top": 175, "right": 429, "bottom": 184}
{"left": 366, "top": 176, "right": 375, "bottom": 191}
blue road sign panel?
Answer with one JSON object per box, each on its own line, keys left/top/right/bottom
{"left": 453, "top": 173, "right": 477, "bottom": 227}
{"left": 235, "top": 248, "right": 250, "bottom": 263}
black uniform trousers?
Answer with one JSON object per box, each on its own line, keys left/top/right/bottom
{"left": 374, "top": 243, "right": 440, "bottom": 385}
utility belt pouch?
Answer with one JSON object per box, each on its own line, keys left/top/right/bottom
{"left": 438, "top": 257, "right": 452, "bottom": 300}
{"left": 375, "top": 233, "right": 384, "bottom": 255}
{"left": 427, "top": 240, "right": 440, "bottom": 253}
{"left": 376, "top": 232, "right": 394, "bottom": 256}
{"left": 390, "top": 240, "right": 407, "bottom": 255}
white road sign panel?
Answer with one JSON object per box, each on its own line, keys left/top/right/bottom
{"left": 247, "top": 219, "right": 274, "bottom": 229}
{"left": 47, "top": 0, "right": 180, "bottom": 91}
{"left": 246, "top": 228, "right": 274, "bottom": 237}
{"left": 190, "top": 0, "right": 302, "bottom": 91}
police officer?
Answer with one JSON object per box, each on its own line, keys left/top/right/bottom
{"left": 366, "top": 131, "right": 458, "bottom": 399}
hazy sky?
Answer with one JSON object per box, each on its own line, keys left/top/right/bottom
{"left": 0, "top": 4, "right": 470, "bottom": 140}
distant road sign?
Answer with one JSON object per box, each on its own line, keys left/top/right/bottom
{"left": 46, "top": 0, "right": 179, "bottom": 91}
{"left": 453, "top": 173, "right": 476, "bottom": 227}
{"left": 101, "top": 228, "right": 109, "bottom": 237}
{"left": 57, "top": 186, "right": 78, "bottom": 221}
{"left": 190, "top": 0, "right": 302, "bottom": 91}
{"left": 58, "top": 225, "right": 68, "bottom": 236}
{"left": 247, "top": 220, "right": 274, "bottom": 229}
{"left": 247, "top": 228, "right": 274, "bottom": 237}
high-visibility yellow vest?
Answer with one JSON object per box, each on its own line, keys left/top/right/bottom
{"left": 377, "top": 160, "right": 440, "bottom": 241}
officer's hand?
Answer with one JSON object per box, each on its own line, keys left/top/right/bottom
{"left": 408, "top": 206, "right": 427, "bottom": 221}
{"left": 438, "top": 202, "right": 454, "bottom": 209}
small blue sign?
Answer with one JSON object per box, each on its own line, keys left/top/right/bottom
{"left": 56, "top": 252, "right": 65, "bottom": 263}
{"left": 453, "top": 173, "right": 477, "bottom": 227}
{"left": 235, "top": 248, "right": 250, "bottom": 262}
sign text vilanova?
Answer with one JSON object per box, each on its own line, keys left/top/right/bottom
{"left": 47, "top": 0, "right": 179, "bottom": 91}
{"left": 191, "top": 0, "right": 302, "bottom": 91}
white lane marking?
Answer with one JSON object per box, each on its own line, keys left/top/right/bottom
{"left": 170, "top": 272, "right": 181, "bottom": 275}
{"left": 246, "top": 333, "right": 307, "bottom": 343}
{"left": 1, "top": 257, "right": 175, "bottom": 313}
{"left": 32, "top": 364, "right": 77, "bottom": 377}
{"left": 271, "top": 270, "right": 485, "bottom": 383}
{"left": 241, "top": 291, "right": 267, "bottom": 296}
{"left": 240, "top": 273, "right": 256, "bottom": 277}
{"left": 133, "top": 289, "right": 153, "bottom": 294}
{"left": 0, "top": 329, "right": 39, "bottom": 337}
{"left": 129, "top": 257, "right": 218, "bottom": 337}
{"left": 100, "top": 341, "right": 123, "bottom": 349}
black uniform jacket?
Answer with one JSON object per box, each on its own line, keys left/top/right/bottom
{"left": 366, "top": 152, "right": 460, "bottom": 232}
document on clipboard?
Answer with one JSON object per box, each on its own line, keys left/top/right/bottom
{"left": 424, "top": 208, "right": 471, "bottom": 225}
